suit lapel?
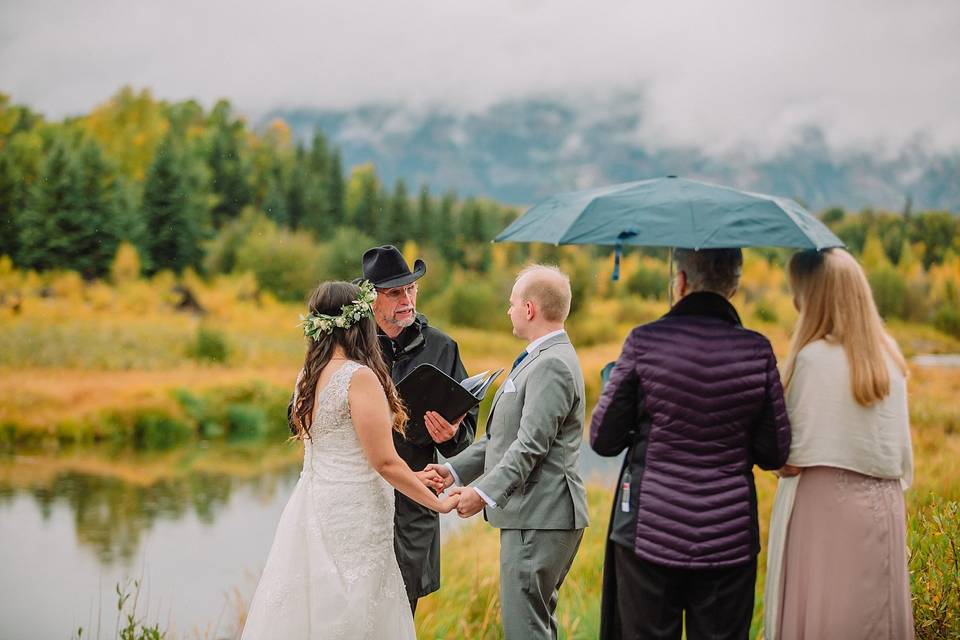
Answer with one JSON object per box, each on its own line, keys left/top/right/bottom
{"left": 483, "top": 333, "right": 570, "bottom": 437}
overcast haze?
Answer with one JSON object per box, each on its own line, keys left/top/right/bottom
{"left": 2, "top": 0, "right": 959, "bottom": 153}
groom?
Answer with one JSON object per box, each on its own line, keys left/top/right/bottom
{"left": 428, "top": 264, "right": 589, "bottom": 640}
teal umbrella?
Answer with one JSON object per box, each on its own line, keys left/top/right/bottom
{"left": 495, "top": 176, "right": 843, "bottom": 279}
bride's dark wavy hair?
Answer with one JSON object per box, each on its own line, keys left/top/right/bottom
{"left": 292, "top": 281, "right": 408, "bottom": 439}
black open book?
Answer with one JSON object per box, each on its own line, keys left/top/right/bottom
{"left": 396, "top": 364, "right": 504, "bottom": 429}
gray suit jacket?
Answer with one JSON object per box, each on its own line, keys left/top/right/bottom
{"left": 447, "top": 332, "right": 589, "bottom": 531}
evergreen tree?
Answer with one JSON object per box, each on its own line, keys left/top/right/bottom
{"left": 141, "top": 136, "right": 207, "bottom": 273}
{"left": 301, "top": 131, "right": 331, "bottom": 237}
{"left": 207, "top": 107, "right": 251, "bottom": 228}
{"left": 112, "top": 176, "right": 147, "bottom": 265}
{"left": 326, "top": 150, "right": 346, "bottom": 229}
{"left": 461, "top": 198, "right": 492, "bottom": 271}
{"left": 416, "top": 184, "right": 434, "bottom": 247}
{"left": 435, "top": 190, "right": 461, "bottom": 265}
{"left": 286, "top": 146, "right": 309, "bottom": 230}
{"left": 16, "top": 141, "right": 86, "bottom": 271}
{"left": 386, "top": 178, "right": 412, "bottom": 245}
{"left": 75, "top": 141, "right": 123, "bottom": 277}
{"left": 263, "top": 160, "right": 289, "bottom": 226}
{"left": 0, "top": 149, "right": 21, "bottom": 259}
{"left": 348, "top": 165, "right": 382, "bottom": 239}
{"left": 308, "top": 130, "right": 330, "bottom": 177}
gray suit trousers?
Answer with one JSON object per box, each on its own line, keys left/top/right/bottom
{"left": 499, "top": 528, "right": 585, "bottom": 640}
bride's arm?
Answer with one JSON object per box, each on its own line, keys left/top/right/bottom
{"left": 350, "top": 367, "right": 459, "bottom": 514}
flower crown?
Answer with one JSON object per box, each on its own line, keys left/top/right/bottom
{"left": 300, "top": 280, "right": 377, "bottom": 341}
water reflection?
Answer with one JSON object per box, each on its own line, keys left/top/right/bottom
{"left": 0, "top": 439, "right": 619, "bottom": 638}
{"left": 7, "top": 472, "right": 258, "bottom": 564}
{"left": 0, "top": 445, "right": 301, "bottom": 565}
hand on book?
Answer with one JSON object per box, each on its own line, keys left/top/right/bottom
{"left": 424, "top": 411, "right": 465, "bottom": 443}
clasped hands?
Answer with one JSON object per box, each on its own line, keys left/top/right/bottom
{"left": 416, "top": 463, "right": 485, "bottom": 518}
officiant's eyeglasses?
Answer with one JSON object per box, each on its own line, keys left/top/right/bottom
{"left": 378, "top": 283, "right": 418, "bottom": 301}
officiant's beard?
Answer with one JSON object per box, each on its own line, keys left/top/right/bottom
{"left": 376, "top": 305, "right": 417, "bottom": 333}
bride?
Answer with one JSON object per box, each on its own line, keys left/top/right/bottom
{"left": 241, "top": 280, "right": 459, "bottom": 639}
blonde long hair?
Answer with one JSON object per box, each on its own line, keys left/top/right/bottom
{"left": 783, "top": 248, "right": 907, "bottom": 406}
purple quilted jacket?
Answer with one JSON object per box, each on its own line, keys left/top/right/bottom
{"left": 590, "top": 292, "right": 791, "bottom": 569}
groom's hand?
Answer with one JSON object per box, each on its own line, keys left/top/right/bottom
{"left": 423, "top": 463, "right": 455, "bottom": 490}
{"left": 424, "top": 411, "right": 464, "bottom": 443}
{"left": 449, "top": 487, "right": 484, "bottom": 518}
{"left": 415, "top": 469, "right": 446, "bottom": 493}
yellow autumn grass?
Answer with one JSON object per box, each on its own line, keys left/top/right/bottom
{"left": 0, "top": 366, "right": 296, "bottom": 433}
{"left": 415, "top": 485, "right": 610, "bottom": 640}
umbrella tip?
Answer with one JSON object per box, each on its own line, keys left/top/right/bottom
{"left": 666, "top": 175, "right": 678, "bottom": 179}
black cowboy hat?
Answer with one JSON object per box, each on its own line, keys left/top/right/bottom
{"left": 361, "top": 245, "right": 427, "bottom": 289}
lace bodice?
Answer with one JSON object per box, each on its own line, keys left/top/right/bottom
{"left": 302, "top": 361, "right": 381, "bottom": 484}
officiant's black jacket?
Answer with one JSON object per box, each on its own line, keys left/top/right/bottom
{"left": 287, "top": 313, "right": 476, "bottom": 601}
{"left": 381, "top": 313, "right": 476, "bottom": 601}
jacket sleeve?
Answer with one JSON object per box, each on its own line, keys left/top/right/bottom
{"left": 475, "top": 357, "right": 575, "bottom": 508}
{"left": 750, "top": 346, "right": 792, "bottom": 470}
{"left": 590, "top": 332, "right": 640, "bottom": 456}
{"left": 436, "top": 341, "right": 478, "bottom": 458}
{"left": 446, "top": 435, "right": 489, "bottom": 486}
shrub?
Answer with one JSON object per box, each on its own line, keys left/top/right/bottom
{"left": 567, "top": 315, "right": 623, "bottom": 347}
{"left": 133, "top": 412, "right": 192, "bottom": 450}
{"left": 186, "top": 325, "right": 230, "bottom": 363}
{"left": 173, "top": 389, "right": 225, "bottom": 438}
{"left": 234, "top": 224, "right": 325, "bottom": 301}
{"left": 869, "top": 266, "right": 908, "bottom": 319}
{"left": 319, "top": 227, "right": 375, "bottom": 282}
{"left": 753, "top": 300, "right": 779, "bottom": 324}
{"left": 111, "top": 241, "right": 142, "bottom": 284}
{"left": 226, "top": 403, "right": 269, "bottom": 440}
{"left": 933, "top": 304, "right": 960, "bottom": 340}
{"left": 447, "top": 280, "right": 510, "bottom": 331}
{"left": 625, "top": 258, "right": 669, "bottom": 300}
{"left": 909, "top": 497, "right": 960, "bottom": 639}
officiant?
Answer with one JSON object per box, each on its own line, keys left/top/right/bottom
{"left": 290, "top": 245, "right": 477, "bottom": 613}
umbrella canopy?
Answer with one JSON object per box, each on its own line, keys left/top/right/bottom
{"left": 494, "top": 176, "right": 843, "bottom": 251}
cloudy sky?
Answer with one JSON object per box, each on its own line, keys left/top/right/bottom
{"left": 2, "top": 0, "right": 958, "bottom": 152}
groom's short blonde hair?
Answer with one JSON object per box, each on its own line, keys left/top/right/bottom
{"left": 515, "top": 264, "right": 572, "bottom": 322}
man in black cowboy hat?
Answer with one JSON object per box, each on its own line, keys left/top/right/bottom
{"left": 290, "top": 245, "right": 476, "bottom": 613}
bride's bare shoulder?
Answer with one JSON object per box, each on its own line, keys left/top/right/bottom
{"left": 347, "top": 365, "right": 383, "bottom": 393}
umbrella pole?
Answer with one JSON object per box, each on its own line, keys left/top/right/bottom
{"left": 668, "top": 247, "right": 675, "bottom": 307}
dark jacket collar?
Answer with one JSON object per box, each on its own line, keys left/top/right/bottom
{"left": 664, "top": 291, "right": 742, "bottom": 327}
{"left": 378, "top": 313, "right": 428, "bottom": 361}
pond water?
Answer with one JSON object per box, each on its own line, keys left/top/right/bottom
{"left": 0, "top": 441, "right": 621, "bottom": 639}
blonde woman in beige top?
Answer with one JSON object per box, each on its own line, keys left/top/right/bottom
{"left": 764, "top": 248, "right": 914, "bottom": 640}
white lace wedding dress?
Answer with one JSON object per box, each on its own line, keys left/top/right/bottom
{"left": 241, "top": 361, "right": 416, "bottom": 639}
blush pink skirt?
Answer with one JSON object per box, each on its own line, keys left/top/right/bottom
{"left": 777, "top": 466, "right": 913, "bottom": 640}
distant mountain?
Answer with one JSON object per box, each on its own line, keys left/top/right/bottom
{"left": 264, "top": 96, "right": 960, "bottom": 213}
